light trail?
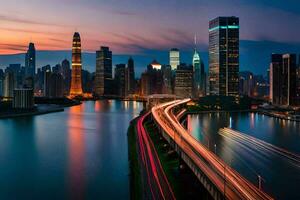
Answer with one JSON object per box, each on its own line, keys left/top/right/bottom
{"left": 136, "top": 112, "right": 176, "bottom": 200}
{"left": 219, "top": 128, "right": 300, "bottom": 167}
{"left": 151, "top": 99, "right": 273, "bottom": 200}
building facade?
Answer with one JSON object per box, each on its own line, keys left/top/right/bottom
{"left": 13, "top": 88, "right": 34, "bottom": 109}
{"left": 175, "top": 64, "right": 193, "bottom": 98}
{"left": 169, "top": 48, "right": 180, "bottom": 71}
{"left": 209, "top": 16, "right": 239, "bottom": 96}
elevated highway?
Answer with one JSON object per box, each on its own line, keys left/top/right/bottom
{"left": 151, "top": 99, "right": 273, "bottom": 200}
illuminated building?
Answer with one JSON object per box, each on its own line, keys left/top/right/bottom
{"left": 175, "top": 64, "right": 193, "bottom": 98}
{"left": 25, "top": 43, "right": 36, "bottom": 79}
{"left": 193, "top": 36, "right": 206, "bottom": 97}
{"left": 13, "top": 88, "right": 34, "bottom": 109}
{"left": 169, "top": 48, "right": 180, "bottom": 70}
{"left": 95, "top": 46, "right": 112, "bottom": 96}
{"left": 150, "top": 60, "right": 162, "bottom": 70}
{"left": 70, "top": 32, "right": 83, "bottom": 96}
{"left": 209, "top": 16, "right": 239, "bottom": 96}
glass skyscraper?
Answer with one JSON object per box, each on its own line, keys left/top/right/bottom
{"left": 95, "top": 46, "right": 112, "bottom": 96}
{"left": 25, "top": 43, "right": 36, "bottom": 79}
{"left": 209, "top": 16, "right": 239, "bottom": 96}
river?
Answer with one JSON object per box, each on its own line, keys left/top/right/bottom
{"left": 0, "top": 100, "right": 142, "bottom": 199}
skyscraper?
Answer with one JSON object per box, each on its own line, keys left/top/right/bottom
{"left": 70, "top": 32, "right": 83, "bottom": 96}
{"left": 193, "top": 36, "right": 206, "bottom": 97}
{"left": 115, "top": 64, "right": 127, "bottom": 97}
{"left": 25, "top": 43, "right": 36, "bottom": 79}
{"left": 209, "top": 16, "right": 239, "bottom": 96}
{"left": 62, "top": 59, "right": 71, "bottom": 94}
{"left": 127, "top": 57, "right": 135, "bottom": 95}
{"left": 169, "top": 48, "right": 180, "bottom": 71}
{"left": 95, "top": 46, "right": 112, "bottom": 96}
{"left": 269, "top": 54, "right": 297, "bottom": 106}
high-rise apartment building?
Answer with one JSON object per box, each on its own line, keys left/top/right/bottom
{"left": 209, "top": 16, "right": 239, "bottom": 96}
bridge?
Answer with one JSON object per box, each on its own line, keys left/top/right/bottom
{"left": 150, "top": 98, "right": 273, "bottom": 200}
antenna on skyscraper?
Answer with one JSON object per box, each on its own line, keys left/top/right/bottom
{"left": 194, "top": 34, "right": 197, "bottom": 50}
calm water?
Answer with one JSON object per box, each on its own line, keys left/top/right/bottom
{"left": 188, "top": 112, "right": 300, "bottom": 200}
{"left": 0, "top": 100, "right": 142, "bottom": 199}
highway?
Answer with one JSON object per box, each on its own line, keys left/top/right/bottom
{"left": 151, "top": 99, "right": 273, "bottom": 200}
{"left": 136, "top": 112, "right": 175, "bottom": 200}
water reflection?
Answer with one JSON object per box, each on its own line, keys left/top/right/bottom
{"left": 68, "top": 105, "right": 85, "bottom": 199}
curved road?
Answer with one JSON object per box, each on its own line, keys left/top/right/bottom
{"left": 136, "top": 112, "right": 176, "bottom": 200}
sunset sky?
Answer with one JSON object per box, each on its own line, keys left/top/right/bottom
{"left": 1, "top": 0, "right": 300, "bottom": 55}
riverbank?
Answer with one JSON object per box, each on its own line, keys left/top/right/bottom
{"left": 0, "top": 104, "right": 65, "bottom": 119}
{"left": 127, "top": 117, "right": 143, "bottom": 200}
{"left": 186, "top": 109, "right": 300, "bottom": 122}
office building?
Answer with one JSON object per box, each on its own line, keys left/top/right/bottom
{"left": 170, "top": 48, "right": 180, "bottom": 70}
{"left": 95, "top": 46, "right": 112, "bottom": 96}
{"left": 209, "top": 16, "right": 239, "bottom": 96}
{"left": 174, "top": 64, "right": 193, "bottom": 98}
{"left": 70, "top": 32, "right": 83, "bottom": 96}
{"left": 13, "top": 88, "right": 34, "bottom": 109}
{"left": 25, "top": 43, "right": 36, "bottom": 78}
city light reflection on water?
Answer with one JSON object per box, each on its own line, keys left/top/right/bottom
{"left": 0, "top": 100, "right": 142, "bottom": 199}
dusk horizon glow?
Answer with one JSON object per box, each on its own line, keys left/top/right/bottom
{"left": 1, "top": 0, "right": 300, "bottom": 55}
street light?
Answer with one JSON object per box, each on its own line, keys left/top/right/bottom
{"left": 214, "top": 144, "right": 217, "bottom": 155}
